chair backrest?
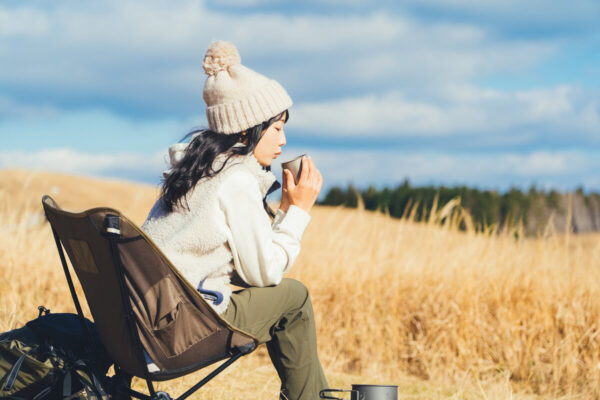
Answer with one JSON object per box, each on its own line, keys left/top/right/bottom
{"left": 42, "top": 195, "right": 257, "bottom": 380}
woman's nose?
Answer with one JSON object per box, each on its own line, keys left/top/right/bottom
{"left": 280, "top": 131, "right": 286, "bottom": 146}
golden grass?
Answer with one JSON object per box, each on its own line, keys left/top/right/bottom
{"left": 1, "top": 168, "right": 600, "bottom": 399}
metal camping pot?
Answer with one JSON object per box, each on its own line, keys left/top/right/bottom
{"left": 320, "top": 384, "right": 398, "bottom": 400}
{"left": 281, "top": 154, "right": 306, "bottom": 184}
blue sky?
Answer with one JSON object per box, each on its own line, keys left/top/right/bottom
{"left": 1, "top": 0, "right": 599, "bottom": 198}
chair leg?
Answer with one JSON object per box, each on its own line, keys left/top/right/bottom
{"left": 146, "top": 379, "right": 174, "bottom": 400}
{"left": 146, "top": 378, "right": 159, "bottom": 398}
{"left": 151, "top": 392, "right": 172, "bottom": 400}
{"left": 106, "top": 372, "right": 154, "bottom": 400}
{"left": 107, "top": 371, "right": 133, "bottom": 400}
{"left": 175, "top": 351, "right": 245, "bottom": 400}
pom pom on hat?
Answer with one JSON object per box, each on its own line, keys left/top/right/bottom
{"left": 202, "top": 40, "right": 241, "bottom": 76}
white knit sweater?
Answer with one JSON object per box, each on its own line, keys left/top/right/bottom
{"left": 141, "top": 144, "right": 311, "bottom": 314}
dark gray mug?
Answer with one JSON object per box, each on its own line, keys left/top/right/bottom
{"left": 320, "top": 384, "right": 398, "bottom": 400}
{"left": 281, "top": 154, "right": 306, "bottom": 184}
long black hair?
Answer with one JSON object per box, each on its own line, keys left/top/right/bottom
{"left": 160, "top": 110, "right": 289, "bottom": 217}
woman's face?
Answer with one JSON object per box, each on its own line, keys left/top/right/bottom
{"left": 252, "top": 116, "right": 287, "bottom": 167}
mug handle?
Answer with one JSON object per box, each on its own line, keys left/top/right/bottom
{"left": 319, "top": 389, "right": 358, "bottom": 400}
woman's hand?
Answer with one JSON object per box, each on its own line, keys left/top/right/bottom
{"left": 282, "top": 156, "right": 323, "bottom": 213}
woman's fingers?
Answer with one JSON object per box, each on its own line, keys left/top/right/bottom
{"left": 299, "top": 156, "right": 310, "bottom": 183}
{"left": 284, "top": 169, "right": 295, "bottom": 189}
{"left": 306, "top": 158, "right": 321, "bottom": 193}
{"left": 314, "top": 169, "right": 322, "bottom": 192}
{"left": 297, "top": 156, "right": 322, "bottom": 194}
{"left": 309, "top": 157, "right": 318, "bottom": 182}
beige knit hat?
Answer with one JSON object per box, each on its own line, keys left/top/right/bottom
{"left": 202, "top": 41, "right": 293, "bottom": 134}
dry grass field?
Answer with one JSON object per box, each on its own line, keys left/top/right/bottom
{"left": 1, "top": 168, "right": 600, "bottom": 399}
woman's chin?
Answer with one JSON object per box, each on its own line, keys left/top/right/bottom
{"left": 254, "top": 155, "right": 272, "bottom": 167}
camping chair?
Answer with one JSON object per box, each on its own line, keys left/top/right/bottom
{"left": 42, "top": 195, "right": 259, "bottom": 400}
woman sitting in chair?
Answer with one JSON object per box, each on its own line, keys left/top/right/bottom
{"left": 141, "top": 41, "right": 328, "bottom": 400}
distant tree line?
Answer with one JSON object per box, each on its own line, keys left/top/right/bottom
{"left": 317, "top": 180, "right": 600, "bottom": 234}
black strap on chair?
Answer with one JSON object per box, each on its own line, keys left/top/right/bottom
{"left": 104, "top": 214, "right": 159, "bottom": 398}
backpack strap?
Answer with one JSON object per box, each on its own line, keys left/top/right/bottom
{"left": 1, "top": 350, "right": 32, "bottom": 391}
{"left": 0, "top": 346, "right": 48, "bottom": 392}
{"left": 65, "top": 359, "right": 108, "bottom": 400}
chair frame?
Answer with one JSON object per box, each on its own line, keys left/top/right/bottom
{"left": 44, "top": 196, "right": 256, "bottom": 400}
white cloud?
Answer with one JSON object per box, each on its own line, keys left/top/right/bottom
{"left": 292, "top": 92, "right": 448, "bottom": 135}
{"left": 0, "top": 1, "right": 562, "bottom": 109}
{"left": 0, "top": 7, "right": 49, "bottom": 37}
{"left": 291, "top": 85, "right": 600, "bottom": 139}
{"left": 0, "top": 0, "right": 578, "bottom": 143}
{"left": 0, "top": 148, "right": 168, "bottom": 178}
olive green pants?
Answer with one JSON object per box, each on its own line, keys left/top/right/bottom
{"left": 221, "top": 278, "right": 328, "bottom": 400}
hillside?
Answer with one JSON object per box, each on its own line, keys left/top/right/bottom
{"left": 2, "top": 169, "right": 600, "bottom": 399}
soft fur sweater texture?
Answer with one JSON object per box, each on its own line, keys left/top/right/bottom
{"left": 141, "top": 144, "right": 308, "bottom": 314}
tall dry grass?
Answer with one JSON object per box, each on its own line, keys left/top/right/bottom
{"left": 1, "top": 169, "right": 600, "bottom": 399}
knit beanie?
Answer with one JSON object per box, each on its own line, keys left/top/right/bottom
{"left": 202, "top": 41, "right": 293, "bottom": 134}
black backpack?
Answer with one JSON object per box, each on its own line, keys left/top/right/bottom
{"left": 0, "top": 307, "right": 113, "bottom": 400}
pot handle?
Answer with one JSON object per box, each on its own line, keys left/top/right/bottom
{"left": 319, "top": 389, "right": 358, "bottom": 400}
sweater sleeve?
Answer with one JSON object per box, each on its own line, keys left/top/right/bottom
{"left": 272, "top": 208, "right": 287, "bottom": 229}
{"left": 218, "top": 170, "right": 311, "bottom": 287}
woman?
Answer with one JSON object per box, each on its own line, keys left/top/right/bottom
{"left": 141, "top": 41, "right": 328, "bottom": 400}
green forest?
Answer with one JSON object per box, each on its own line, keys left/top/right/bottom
{"left": 317, "top": 180, "right": 600, "bottom": 234}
